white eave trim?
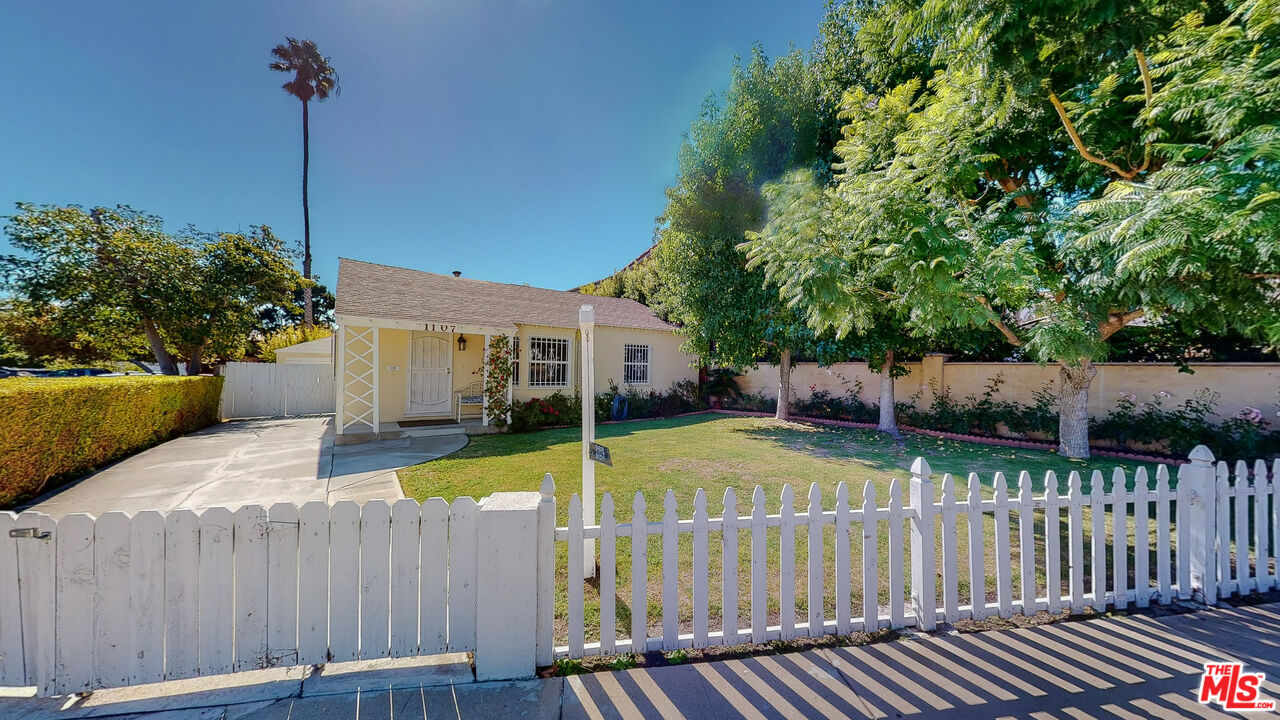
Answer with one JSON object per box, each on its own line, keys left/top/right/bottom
{"left": 336, "top": 314, "right": 517, "bottom": 335}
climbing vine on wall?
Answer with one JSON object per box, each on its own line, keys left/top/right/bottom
{"left": 483, "top": 334, "right": 514, "bottom": 429}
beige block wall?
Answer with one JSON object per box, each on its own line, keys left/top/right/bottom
{"left": 736, "top": 359, "right": 1280, "bottom": 421}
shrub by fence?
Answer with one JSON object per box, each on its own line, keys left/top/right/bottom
{"left": 0, "top": 376, "right": 223, "bottom": 507}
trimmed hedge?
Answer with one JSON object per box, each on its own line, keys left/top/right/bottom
{"left": 0, "top": 376, "right": 224, "bottom": 507}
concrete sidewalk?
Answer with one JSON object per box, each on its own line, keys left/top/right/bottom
{"left": 5, "top": 600, "right": 1278, "bottom": 719}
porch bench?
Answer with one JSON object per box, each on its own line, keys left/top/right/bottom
{"left": 456, "top": 381, "right": 484, "bottom": 422}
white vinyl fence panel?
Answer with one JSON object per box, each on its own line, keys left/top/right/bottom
{"left": 220, "top": 362, "right": 335, "bottom": 419}
{"left": 0, "top": 499, "right": 476, "bottom": 696}
{"left": 553, "top": 448, "right": 1279, "bottom": 658}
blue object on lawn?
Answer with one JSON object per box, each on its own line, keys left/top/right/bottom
{"left": 611, "top": 395, "right": 629, "bottom": 421}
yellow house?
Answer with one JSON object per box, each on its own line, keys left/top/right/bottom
{"left": 334, "top": 258, "right": 698, "bottom": 443}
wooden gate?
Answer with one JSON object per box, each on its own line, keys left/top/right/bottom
{"left": 220, "top": 362, "right": 335, "bottom": 419}
{"left": 0, "top": 498, "right": 478, "bottom": 696}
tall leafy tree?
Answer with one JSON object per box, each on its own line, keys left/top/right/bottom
{"left": 270, "top": 37, "right": 339, "bottom": 327}
{"left": 747, "top": 0, "right": 1278, "bottom": 458}
{"left": 2, "top": 204, "right": 306, "bottom": 374}
{"left": 653, "top": 47, "right": 831, "bottom": 420}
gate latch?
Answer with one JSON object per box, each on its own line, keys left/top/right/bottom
{"left": 8, "top": 528, "right": 51, "bottom": 540}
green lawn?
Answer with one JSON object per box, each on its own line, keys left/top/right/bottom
{"left": 399, "top": 414, "right": 1162, "bottom": 646}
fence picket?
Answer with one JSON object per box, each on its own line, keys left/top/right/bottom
{"left": 128, "top": 511, "right": 164, "bottom": 686}
{"left": 164, "top": 510, "right": 200, "bottom": 680}
{"left": 750, "top": 486, "right": 766, "bottom": 644}
{"left": 359, "top": 501, "right": 391, "bottom": 659}
{"left": 940, "top": 474, "right": 959, "bottom": 622}
{"left": 447, "top": 497, "right": 479, "bottom": 653}
{"left": 779, "top": 484, "right": 796, "bottom": 641}
{"left": 0, "top": 514, "right": 24, "bottom": 687}
{"left": 807, "top": 484, "right": 824, "bottom": 638}
{"left": 600, "top": 493, "right": 617, "bottom": 655}
{"left": 197, "top": 507, "right": 234, "bottom": 676}
{"left": 835, "top": 483, "right": 851, "bottom": 635}
{"left": 1112, "top": 468, "right": 1128, "bottom": 611}
{"left": 55, "top": 513, "right": 96, "bottom": 694}
{"left": 662, "top": 490, "right": 678, "bottom": 650}
{"left": 630, "top": 492, "right": 647, "bottom": 653}
{"left": 909, "top": 459, "right": 936, "bottom": 631}
{"left": 861, "top": 482, "right": 878, "bottom": 631}
{"left": 1216, "top": 463, "right": 1231, "bottom": 598}
{"left": 1067, "top": 472, "right": 1085, "bottom": 612}
{"left": 1155, "top": 467, "right": 1172, "bottom": 603}
{"left": 389, "top": 498, "right": 421, "bottom": 658}
{"left": 1089, "top": 471, "right": 1106, "bottom": 610}
{"left": 93, "top": 512, "right": 132, "bottom": 689}
{"left": 568, "top": 494, "right": 584, "bottom": 657}
{"left": 296, "top": 502, "right": 330, "bottom": 666}
{"left": 887, "top": 479, "right": 905, "bottom": 628}
{"left": 993, "top": 474, "right": 1012, "bottom": 619}
{"left": 327, "top": 501, "right": 360, "bottom": 662}
{"left": 721, "top": 489, "right": 739, "bottom": 646}
{"left": 1017, "top": 472, "right": 1035, "bottom": 614}
{"left": 1256, "top": 460, "right": 1273, "bottom": 592}
{"left": 1273, "top": 460, "right": 1280, "bottom": 592}
{"left": 266, "top": 503, "right": 299, "bottom": 667}
{"left": 1234, "top": 461, "right": 1251, "bottom": 595}
{"left": 1043, "top": 472, "right": 1062, "bottom": 613}
{"left": 419, "top": 498, "right": 450, "bottom": 654}
{"left": 1133, "top": 468, "right": 1150, "bottom": 607}
{"left": 234, "top": 505, "right": 269, "bottom": 672}
{"left": 693, "top": 489, "right": 709, "bottom": 648}
{"left": 966, "top": 474, "right": 986, "bottom": 620}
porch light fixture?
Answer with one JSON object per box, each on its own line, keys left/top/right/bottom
{"left": 457, "top": 334, "right": 467, "bottom": 351}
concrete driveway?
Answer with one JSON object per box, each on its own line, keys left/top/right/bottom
{"left": 24, "top": 417, "right": 467, "bottom": 517}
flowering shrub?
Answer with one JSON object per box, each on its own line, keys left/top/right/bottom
{"left": 482, "top": 334, "right": 514, "bottom": 429}
{"left": 1091, "top": 389, "right": 1280, "bottom": 458}
{"left": 510, "top": 392, "right": 582, "bottom": 433}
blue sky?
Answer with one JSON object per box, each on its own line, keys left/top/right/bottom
{"left": 1, "top": 1, "right": 825, "bottom": 291}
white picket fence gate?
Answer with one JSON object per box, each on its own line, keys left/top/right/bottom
{"left": 219, "top": 362, "right": 335, "bottom": 419}
{"left": 0, "top": 498, "right": 480, "bottom": 696}
{"left": 554, "top": 447, "right": 1279, "bottom": 658}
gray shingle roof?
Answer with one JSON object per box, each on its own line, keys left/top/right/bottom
{"left": 335, "top": 258, "right": 676, "bottom": 332}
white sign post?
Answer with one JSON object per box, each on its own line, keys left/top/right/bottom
{"left": 579, "top": 304, "right": 597, "bottom": 578}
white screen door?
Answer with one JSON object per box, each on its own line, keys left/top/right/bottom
{"left": 408, "top": 334, "right": 451, "bottom": 415}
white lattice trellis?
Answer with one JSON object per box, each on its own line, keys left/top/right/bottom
{"left": 341, "top": 326, "right": 377, "bottom": 432}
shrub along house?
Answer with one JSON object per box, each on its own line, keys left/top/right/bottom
{"left": 333, "top": 258, "right": 697, "bottom": 443}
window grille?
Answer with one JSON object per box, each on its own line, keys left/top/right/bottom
{"left": 528, "top": 337, "right": 569, "bottom": 387}
{"left": 623, "top": 344, "right": 650, "bottom": 385}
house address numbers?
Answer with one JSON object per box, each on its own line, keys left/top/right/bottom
{"left": 423, "top": 323, "right": 458, "bottom": 333}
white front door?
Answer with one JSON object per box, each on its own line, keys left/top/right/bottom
{"left": 408, "top": 333, "right": 451, "bottom": 415}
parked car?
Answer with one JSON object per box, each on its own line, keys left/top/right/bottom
{"left": 44, "top": 367, "right": 116, "bottom": 377}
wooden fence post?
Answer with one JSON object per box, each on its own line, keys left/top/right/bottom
{"left": 534, "top": 474, "right": 556, "bottom": 668}
{"left": 909, "top": 458, "right": 937, "bottom": 631}
{"left": 474, "top": 491, "right": 542, "bottom": 681}
{"left": 1184, "top": 445, "right": 1218, "bottom": 605}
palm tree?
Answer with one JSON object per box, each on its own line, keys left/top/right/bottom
{"left": 269, "top": 37, "right": 339, "bottom": 327}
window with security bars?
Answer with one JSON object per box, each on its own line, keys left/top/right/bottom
{"left": 528, "top": 337, "right": 569, "bottom": 387}
{"left": 623, "top": 344, "right": 650, "bottom": 385}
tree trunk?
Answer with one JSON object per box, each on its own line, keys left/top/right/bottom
{"left": 1057, "top": 360, "right": 1097, "bottom": 459}
{"left": 301, "top": 98, "right": 313, "bottom": 327}
{"left": 877, "top": 349, "right": 900, "bottom": 437}
{"left": 186, "top": 345, "right": 204, "bottom": 377}
{"left": 143, "top": 318, "right": 179, "bottom": 375}
{"left": 775, "top": 348, "right": 792, "bottom": 421}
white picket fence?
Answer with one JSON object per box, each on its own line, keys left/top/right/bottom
{"left": 0, "top": 498, "right": 479, "bottom": 696}
{"left": 219, "top": 361, "right": 335, "bottom": 419}
{"left": 554, "top": 448, "right": 1279, "bottom": 658}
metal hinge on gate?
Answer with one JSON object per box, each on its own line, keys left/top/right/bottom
{"left": 9, "top": 528, "right": 51, "bottom": 540}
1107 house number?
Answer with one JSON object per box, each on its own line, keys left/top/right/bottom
{"left": 423, "top": 323, "right": 458, "bottom": 333}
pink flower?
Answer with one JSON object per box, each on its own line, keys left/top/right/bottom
{"left": 1237, "top": 407, "right": 1265, "bottom": 424}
